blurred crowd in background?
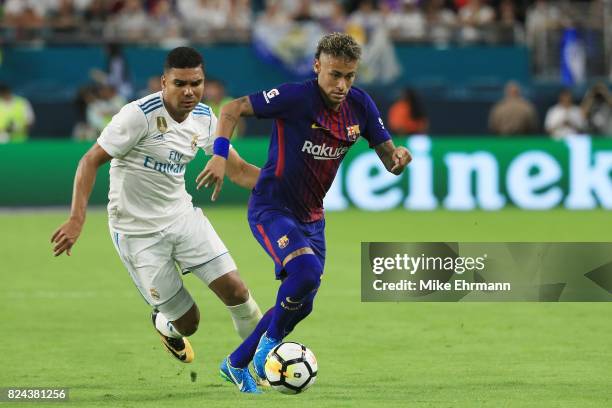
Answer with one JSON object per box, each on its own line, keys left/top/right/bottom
{"left": 0, "top": 0, "right": 605, "bottom": 47}
{"left": 392, "top": 80, "right": 612, "bottom": 138}
{"left": 1, "top": 0, "right": 611, "bottom": 142}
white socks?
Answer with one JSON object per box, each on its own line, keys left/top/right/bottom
{"left": 226, "top": 292, "right": 263, "bottom": 339}
{"left": 155, "top": 293, "right": 262, "bottom": 340}
{"left": 155, "top": 312, "right": 182, "bottom": 339}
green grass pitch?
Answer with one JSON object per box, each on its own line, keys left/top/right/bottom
{"left": 1, "top": 208, "right": 611, "bottom": 407}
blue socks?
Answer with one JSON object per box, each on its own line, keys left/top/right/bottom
{"left": 267, "top": 254, "right": 322, "bottom": 340}
{"left": 228, "top": 253, "right": 323, "bottom": 368}
{"left": 283, "top": 290, "right": 316, "bottom": 336}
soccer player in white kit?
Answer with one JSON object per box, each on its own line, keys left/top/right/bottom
{"left": 51, "top": 47, "right": 262, "bottom": 364}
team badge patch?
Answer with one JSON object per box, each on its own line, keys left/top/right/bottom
{"left": 191, "top": 134, "right": 198, "bottom": 152}
{"left": 156, "top": 116, "right": 168, "bottom": 133}
{"left": 149, "top": 288, "right": 160, "bottom": 301}
{"left": 277, "top": 235, "right": 289, "bottom": 249}
{"left": 346, "top": 124, "right": 361, "bottom": 141}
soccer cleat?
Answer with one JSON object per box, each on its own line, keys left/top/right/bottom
{"left": 252, "top": 332, "right": 281, "bottom": 380}
{"left": 151, "top": 310, "right": 194, "bottom": 363}
{"left": 219, "top": 357, "right": 262, "bottom": 394}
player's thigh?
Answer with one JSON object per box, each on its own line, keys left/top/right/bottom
{"left": 109, "top": 229, "right": 192, "bottom": 320}
{"left": 302, "top": 218, "right": 326, "bottom": 269}
{"left": 172, "top": 208, "right": 238, "bottom": 285}
{"left": 249, "top": 212, "right": 314, "bottom": 277}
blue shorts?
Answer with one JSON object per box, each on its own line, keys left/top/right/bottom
{"left": 248, "top": 210, "right": 326, "bottom": 280}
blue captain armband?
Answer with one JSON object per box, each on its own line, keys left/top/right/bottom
{"left": 213, "top": 137, "right": 230, "bottom": 159}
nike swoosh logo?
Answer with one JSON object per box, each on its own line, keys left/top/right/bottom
{"left": 311, "top": 123, "right": 329, "bottom": 130}
{"left": 159, "top": 335, "right": 187, "bottom": 360}
{"left": 285, "top": 296, "right": 301, "bottom": 304}
{"left": 227, "top": 364, "right": 244, "bottom": 389}
{"left": 165, "top": 344, "right": 187, "bottom": 360}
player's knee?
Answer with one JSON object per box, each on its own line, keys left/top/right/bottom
{"left": 209, "top": 270, "right": 250, "bottom": 306}
{"left": 286, "top": 254, "right": 323, "bottom": 294}
{"left": 223, "top": 275, "right": 250, "bottom": 306}
{"left": 226, "top": 282, "right": 249, "bottom": 305}
{"left": 300, "top": 270, "right": 321, "bottom": 294}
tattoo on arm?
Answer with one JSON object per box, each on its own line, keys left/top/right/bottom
{"left": 238, "top": 95, "right": 254, "bottom": 116}
{"left": 218, "top": 96, "right": 253, "bottom": 138}
{"left": 221, "top": 112, "right": 239, "bottom": 126}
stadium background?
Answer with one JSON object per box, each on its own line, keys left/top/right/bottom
{"left": 1, "top": 0, "right": 611, "bottom": 407}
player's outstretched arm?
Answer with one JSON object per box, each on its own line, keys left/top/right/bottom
{"left": 197, "top": 96, "right": 255, "bottom": 201}
{"left": 374, "top": 140, "right": 412, "bottom": 175}
{"left": 51, "top": 143, "right": 112, "bottom": 257}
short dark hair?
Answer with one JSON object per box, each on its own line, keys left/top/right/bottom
{"left": 315, "top": 33, "right": 361, "bottom": 62}
{"left": 164, "top": 47, "right": 204, "bottom": 72}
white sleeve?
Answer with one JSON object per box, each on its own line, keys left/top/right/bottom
{"left": 97, "top": 104, "right": 147, "bottom": 158}
{"left": 198, "top": 111, "right": 217, "bottom": 156}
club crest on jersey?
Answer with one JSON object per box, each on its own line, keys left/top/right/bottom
{"left": 156, "top": 116, "right": 168, "bottom": 133}
{"left": 191, "top": 134, "right": 198, "bottom": 151}
{"left": 346, "top": 124, "right": 361, "bottom": 141}
{"left": 277, "top": 235, "right": 289, "bottom": 249}
{"left": 149, "top": 288, "right": 160, "bottom": 301}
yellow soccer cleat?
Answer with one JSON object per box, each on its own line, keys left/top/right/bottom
{"left": 151, "top": 311, "right": 194, "bottom": 363}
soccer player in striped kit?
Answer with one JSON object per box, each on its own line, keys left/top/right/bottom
{"left": 199, "top": 33, "right": 412, "bottom": 393}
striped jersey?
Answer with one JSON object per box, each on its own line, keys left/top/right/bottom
{"left": 248, "top": 79, "right": 391, "bottom": 222}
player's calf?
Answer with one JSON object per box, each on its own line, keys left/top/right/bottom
{"left": 266, "top": 253, "right": 322, "bottom": 341}
{"left": 170, "top": 304, "right": 200, "bottom": 336}
{"left": 209, "top": 271, "right": 263, "bottom": 339}
{"left": 283, "top": 292, "right": 315, "bottom": 337}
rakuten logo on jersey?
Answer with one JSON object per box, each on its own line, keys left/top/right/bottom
{"left": 302, "top": 140, "right": 349, "bottom": 160}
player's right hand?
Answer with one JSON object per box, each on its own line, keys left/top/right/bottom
{"left": 51, "top": 218, "right": 83, "bottom": 257}
{"left": 196, "top": 155, "right": 227, "bottom": 201}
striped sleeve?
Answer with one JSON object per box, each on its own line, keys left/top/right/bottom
{"left": 97, "top": 104, "right": 147, "bottom": 158}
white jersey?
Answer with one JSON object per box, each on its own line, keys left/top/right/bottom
{"left": 97, "top": 92, "right": 216, "bottom": 234}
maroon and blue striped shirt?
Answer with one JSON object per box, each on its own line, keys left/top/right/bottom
{"left": 248, "top": 79, "right": 391, "bottom": 222}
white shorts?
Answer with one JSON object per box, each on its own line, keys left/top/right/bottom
{"left": 109, "top": 207, "right": 237, "bottom": 320}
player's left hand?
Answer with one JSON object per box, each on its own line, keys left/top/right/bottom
{"left": 51, "top": 218, "right": 83, "bottom": 257}
{"left": 196, "top": 155, "right": 227, "bottom": 201}
{"left": 390, "top": 146, "right": 412, "bottom": 173}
